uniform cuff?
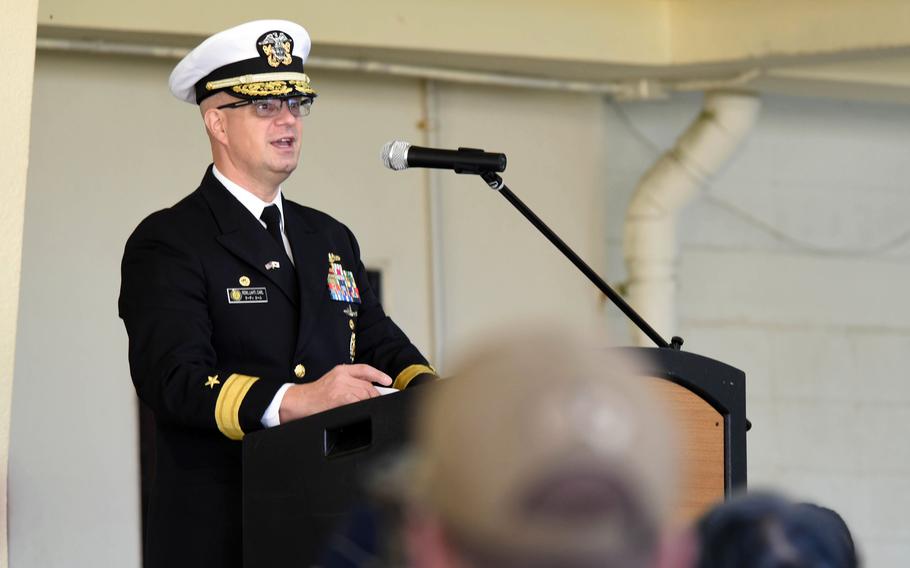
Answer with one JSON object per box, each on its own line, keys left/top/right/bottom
{"left": 405, "top": 373, "right": 438, "bottom": 388}
{"left": 392, "top": 364, "right": 437, "bottom": 390}
{"left": 214, "top": 374, "right": 285, "bottom": 440}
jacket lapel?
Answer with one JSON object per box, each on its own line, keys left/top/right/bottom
{"left": 199, "top": 167, "right": 299, "bottom": 306}
{"left": 283, "top": 197, "right": 329, "bottom": 353}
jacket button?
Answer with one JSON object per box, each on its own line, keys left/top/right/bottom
{"left": 294, "top": 364, "right": 306, "bottom": 379}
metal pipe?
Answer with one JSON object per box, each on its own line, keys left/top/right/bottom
{"left": 623, "top": 90, "right": 761, "bottom": 346}
{"left": 35, "top": 36, "right": 761, "bottom": 99}
{"left": 420, "top": 79, "right": 448, "bottom": 372}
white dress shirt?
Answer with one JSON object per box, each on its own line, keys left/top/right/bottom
{"left": 213, "top": 165, "right": 293, "bottom": 428}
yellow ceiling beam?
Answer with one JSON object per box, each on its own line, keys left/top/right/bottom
{"left": 35, "top": 0, "right": 910, "bottom": 83}
{"left": 668, "top": 0, "right": 910, "bottom": 63}
{"left": 36, "top": 0, "right": 671, "bottom": 65}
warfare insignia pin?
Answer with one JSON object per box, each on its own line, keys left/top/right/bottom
{"left": 343, "top": 306, "right": 358, "bottom": 318}
{"left": 257, "top": 31, "right": 294, "bottom": 68}
{"left": 265, "top": 260, "right": 281, "bottom": 271}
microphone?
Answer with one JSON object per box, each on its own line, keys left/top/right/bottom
{"left": 381, "top": 140, "right": 507, "bottom": 174}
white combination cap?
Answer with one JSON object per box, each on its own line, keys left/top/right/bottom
{"left": 169, "top": 19, "right": 317, "bottom": 104}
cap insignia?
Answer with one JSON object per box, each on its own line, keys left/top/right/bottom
{"left": 258, "top": 31, "right": 294, "bottom": 68}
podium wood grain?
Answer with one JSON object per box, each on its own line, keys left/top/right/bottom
{"left": 645, "top": 376, "right": 725, "bottom": 524}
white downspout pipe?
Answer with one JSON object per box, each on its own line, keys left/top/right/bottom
{"left": 623, "top": 90, "right": 761, "bottom": 346}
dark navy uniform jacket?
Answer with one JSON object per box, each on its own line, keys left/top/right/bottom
{"left": 119, "top": 166, "right": 434, "bottom": 568}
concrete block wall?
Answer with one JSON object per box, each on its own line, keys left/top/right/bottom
{"left": 12, "top": 49, "right": 910, "bottom": 566}
{"left": 606, "top": 93, "right": 910, "bottom": 566}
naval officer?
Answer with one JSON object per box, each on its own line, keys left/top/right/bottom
{"left": 118, "top": 20, "right": 436, "bottom": 568}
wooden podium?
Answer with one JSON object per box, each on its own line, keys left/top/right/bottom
{"left": 242, "top": 347, "right": 746, "bottom": 566}
{"left": 623, "top": 347, "right": 747, "bottom": 524}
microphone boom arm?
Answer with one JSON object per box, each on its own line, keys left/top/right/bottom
{"left": 479, "top": 171, "right": 681, "bottom": 350}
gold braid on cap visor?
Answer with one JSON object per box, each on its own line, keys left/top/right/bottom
{"left": 205, "top": 72, "right": 317, "bottom": 97}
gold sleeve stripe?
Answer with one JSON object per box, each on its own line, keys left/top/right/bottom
{"left": 393, "top": 364, "right": 437, "bottom": 390}
{"left": 214, "top": 373, "right": 259, "bottom": 441}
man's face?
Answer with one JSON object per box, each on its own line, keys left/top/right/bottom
{"left": 218, "top": 97, "right": 303, "bottom": 187}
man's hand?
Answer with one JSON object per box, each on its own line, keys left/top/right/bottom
{"left": 278, "top": 364, "right": 392, "bottom": 423}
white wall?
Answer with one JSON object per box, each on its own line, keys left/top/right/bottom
{"left": 11, "top": 50, "right": 910, "bottom": 567}
{"left": 606, "top": 93, "right": 910, "bottom": 566}
{"left": 432, "top": 84, "right": 614, "bottom": 360}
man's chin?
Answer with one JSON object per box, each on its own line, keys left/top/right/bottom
{"left": 270, "top": 159, "right": 300, "bottom": 178}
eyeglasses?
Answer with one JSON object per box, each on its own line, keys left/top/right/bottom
{"left": 216, "top": 96, "right": 313, "bottom": 118}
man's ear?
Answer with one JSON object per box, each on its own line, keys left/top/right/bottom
{"left": 203, "top": 108, "right": 229, "bottom": 146}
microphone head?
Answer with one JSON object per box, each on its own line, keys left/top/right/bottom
{"left": 381, "top": 140, "right": 411, "bottom": 171}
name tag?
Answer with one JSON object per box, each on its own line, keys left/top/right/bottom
{"left": 226, "top": 287, "right": 268, "bottom": 304}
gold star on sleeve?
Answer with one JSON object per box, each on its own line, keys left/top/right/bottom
{"left": 205, "top": 375, "right": 221, "bottom": 389}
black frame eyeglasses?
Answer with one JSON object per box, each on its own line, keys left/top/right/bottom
{"left": 216, "top": 96, "right": 313, "bottom": 118}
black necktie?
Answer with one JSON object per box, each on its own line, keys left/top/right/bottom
{"left": 260, "top": 204, "right": 283, "bottom": 246}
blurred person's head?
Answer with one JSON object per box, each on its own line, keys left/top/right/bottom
{"left": 695, "top": 491, "right": 859, "bottom": 568}
{"left": 401, "top": 325, "right": 683, "bottom": 568}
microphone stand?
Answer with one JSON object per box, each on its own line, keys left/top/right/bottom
{"left": 478, "top": 171, "right": 683, "bottom": 350}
